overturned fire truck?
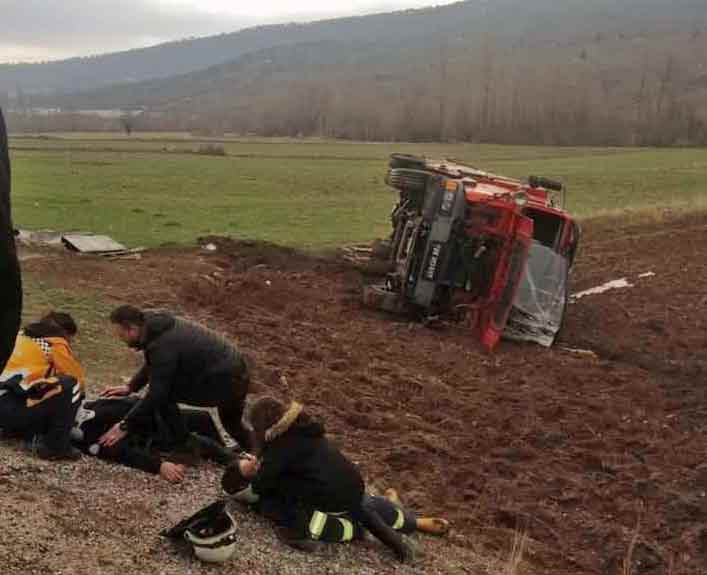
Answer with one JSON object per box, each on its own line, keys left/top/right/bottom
{"left": 363, "top": 154, "right": 580, "bottom": 351}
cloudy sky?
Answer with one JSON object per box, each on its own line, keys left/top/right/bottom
{"left": 1, "top": 0, "right": 459, "bottom": 63}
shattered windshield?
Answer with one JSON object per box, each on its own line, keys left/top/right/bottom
{"left": 504, "top": 241, "right": 568, "bottom": 347}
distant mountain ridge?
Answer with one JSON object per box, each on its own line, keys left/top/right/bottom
{"left": 5, "top": 0, "right": 707, "bottom": 145}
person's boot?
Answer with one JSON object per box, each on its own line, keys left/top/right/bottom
{"left": 36, "top": 442, "right": 82, "bottom": 461}
{"left": 416, "top": 517, "right": 450, "bottom": 536}
{"left": 358, "top": 506, "right": 413, "bottom": 563}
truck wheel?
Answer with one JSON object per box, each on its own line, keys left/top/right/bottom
{"left": 386, "top": 169, "right": 429, "bottom": 193}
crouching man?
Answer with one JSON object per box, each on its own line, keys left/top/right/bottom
{"left": 100, "top": 305, "right": 252, "bottom": 453}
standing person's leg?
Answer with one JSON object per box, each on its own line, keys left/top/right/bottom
{"left": 0, "top": 108, "right": 22, "bottom": 373}
{"left": 217, "top": 369, "right": 251, "bottom": 451}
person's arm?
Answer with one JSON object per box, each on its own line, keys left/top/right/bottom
{"left": 91, "top": 441, "right": 162, "bottom": 474}
{"left": 121, "top": 347, "right": 177, "bottom": 432}
{"left": 101, "top": 363, "right": 149, "bottom": 398}
{"left": 129, "top": 363, "right": 149, "bottom": 392}
{"left": 0, "top": 107, "right": 22, "bottom": 373}
{"left": 85, "top": 441, "right": 184, "bottom": 482}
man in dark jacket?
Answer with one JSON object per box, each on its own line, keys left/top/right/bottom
{"left": 0, "top": 108, "right": 22, "bottom": 373}
{"left": 233, "top": 396, "right": 412, "bottom": 563}
{"left": 99, "top": 305, "right": 251, "bottom": 451}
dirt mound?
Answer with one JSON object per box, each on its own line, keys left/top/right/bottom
{"left": 20, "top": 214, "right": 707, "bottom": 575}
{"left": 197, "top": 236, "right": 340, "bottom": 273}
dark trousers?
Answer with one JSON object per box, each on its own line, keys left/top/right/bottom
{"left": 0, "top": 107, "right": 22, "bottom": 374}
{"left": 163, "top": 370, "right": 251, "bottom": 450}
{"left": 216, "top": 371, "right": 251, "bottom": 451}
{"left": 363, "top": 494, "right": 417, "bottom": 534}
{"left": 0, "top": 376, "right": 79, "bottom": 452}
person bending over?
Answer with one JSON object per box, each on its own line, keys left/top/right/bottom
{"left": 100, "top": 305, "right": 252, "bottom": 453}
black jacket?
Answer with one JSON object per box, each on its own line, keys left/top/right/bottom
{"left": 251, "top": 420, "right": 365, "bottom": 513}
{"left": 0, "top": 108, "right": 22, "bottom": 373}
{"left": 124, "top": 312, "right": 246, "bottom": 430}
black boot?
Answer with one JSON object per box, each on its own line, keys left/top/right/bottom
{"left": 356, "top": 505, "right": 413, "bottom": 563}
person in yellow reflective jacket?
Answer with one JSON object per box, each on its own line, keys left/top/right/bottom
{"left": 0, "top": 311, "right": 86, "bottom": 460}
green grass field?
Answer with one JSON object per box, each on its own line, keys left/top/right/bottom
{"left": 9, "top": 135, "right": 707, "bottom": 248}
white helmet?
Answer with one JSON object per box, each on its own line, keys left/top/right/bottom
{"left": 184, "top": 509, "right": 238, "bottom": 563}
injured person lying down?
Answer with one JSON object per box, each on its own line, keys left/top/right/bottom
{"left": 71, "top": 396, "right": 234, "bottom": 482}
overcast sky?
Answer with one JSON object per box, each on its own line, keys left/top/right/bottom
{"left": 1, "top": 0, "right": 459, "bottom": 63}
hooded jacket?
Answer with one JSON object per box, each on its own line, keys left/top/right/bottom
{"left": 250, "top": 410, "right": 365, "bottom": 514}
{"left": 0, "top": 108, "right": 22, "bottom": 373}
{"left": 123, "top": 311, "right": 246, "bottom": 430}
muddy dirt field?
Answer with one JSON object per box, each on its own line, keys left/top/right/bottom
{"left": 16, "top": 212, "right": 707, "bottom": 575}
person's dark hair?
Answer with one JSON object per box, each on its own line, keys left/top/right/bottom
{"left": 23, "top": 311, "right": 77, "bottom": 339}
{"left": 44, "top": 311, "right": 77, "bottom": 336}
{"left": 109, "top": 305, "right": 145, "bottom": 328}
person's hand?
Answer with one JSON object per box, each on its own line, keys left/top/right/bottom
{"left": 160, "top": 462, "right": 186, "bottom": 483}
{"left": 101, "top": 384, "right": 132, "bottom": 398}
{"left": 238, "top": 456, "right": 260, "bottom": 479}
{"left": 98, "top": 423, "right": 128, "bottom": 447}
